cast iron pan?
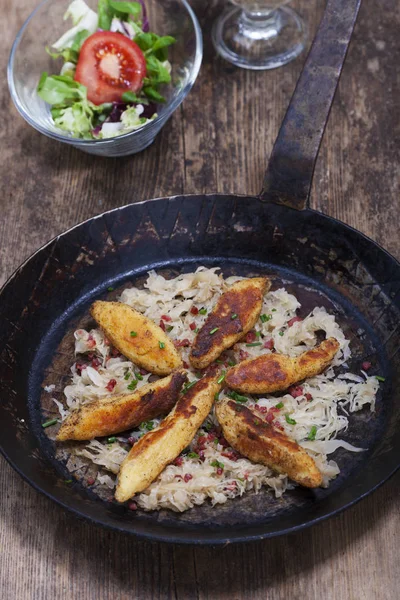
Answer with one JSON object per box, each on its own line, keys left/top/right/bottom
{"left": 1, "top": 0, "right": 399, "bottom": 544}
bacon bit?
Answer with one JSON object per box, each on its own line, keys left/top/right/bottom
{"left": 87, "top": 477, "right": 96, "bottom": 486}
{"left": 274, "top": 422, "right": 284, "bottom": 430}
{"left": 184, "top": 473, "right": 193, "bottom": 482}
{"left": 91, "top": 357, "right": 101, "bottom": 369}
{"left": 87, "top": 352, "right": 95, "bottom": 360}
{"left": 75, "top": 362, "right": 87, "bottom": 374}
{"left": 128, "top": 437, "right": 136, "bottom": 446}
{"left": 196, "top": 435, "right": 207, "bottom": 448}
{"left": 243, "top": 472, "right": 249, "bottom": 481}
{"left": 189, "top": 323, "right": 197, "bottom": 331}
{"left": 239, "top": 349, "right": 250, "bottom": 361}
{"left": 103, "top": 337, "right": 110, "bottom": 346}
{"left": 159, "top": 319, "right": 166, "bottom": 332}
{"left": 183, "top": 361, "right": 189, "bottom": 369}
{"left": 263, "top": 338, "right": 274, "bottom": 350}
{"left": 289, "top": 385, "right": 304, "bottom": 398}
{"left": 207, "top": 433, "right": 217, "bottom": 442}
{"left": 219, "top": 436, "right": 230, "bottom": 448}
{"left": 199, "top": 450, "right": 205, "bottom": 461}
{"left": 190, "top": 306, "right": 199, "bottom": 315}
{"left": 161, "top": 314, "right": 172, "bottom": 322}
{"left": 225, "top": 482, "right": 237, "bottom": 491}
{"left": 215, "top": 425, "right": 222, "bottom": 436}
{"left": 111, "top": 347, "right": 120, "bottom": 358}
{"left": 139, "top": 368, "right": 148, "bottom": 376}
{"left": 305, "top": 393, "right": 313, "bottom": 402}
{"left": 217, "top": 467, "right": 223, "bottom": 476}
{"left": 221, "top": 451, "right": 239, "bottom": 462}
{"left": 106, "top": 379, "right": 117, "bottom": 392}
{"left": 128, "top": 501, "right": 138, "bottom": 511}
{"left": 288, "top": 316, "right": 303, "bottom": 327}
{"left": 362, "top": 361, "right": 372, "bottom": 371}
{"left": 255, "top": 404, "right": 268, "bottom": 414}
{"left": 87, "top": 339, "right": 96, "bottom": 349}
{"left": 245, "top": 331, "right": 257, "bottom": 343}
{"left": 265, "top": 411, "right": 276, "bottom": 424}
{"left": 173, "top": 456, "right": 184, "bottom": 467}
{"left": 174, "top": 339, "right": 190, "bottom": 348}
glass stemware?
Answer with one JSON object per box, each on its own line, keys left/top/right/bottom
{"left": 212, "top": 0, "right": 307, "bottom": 70}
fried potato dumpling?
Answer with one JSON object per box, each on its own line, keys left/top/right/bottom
{"left": 216, "top": 398, "right": 322, "bottom": 488}
{"left": 91, "top": 301, "right": 182, "bottom": 376}
{"left": 226, "top": 338, "right": 340, "bottom": 394}
{"left": 115, "top": 366, "right": 222, "bottom": 502}
{"left": 190, "top": 277, "right": 271, "bottom": 370}
{"left": 56, "top": 370, "right": 187, "bottom": 441}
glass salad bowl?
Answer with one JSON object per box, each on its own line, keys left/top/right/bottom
{"left": 8, "top": 0, "right": 203, "bottom": 157}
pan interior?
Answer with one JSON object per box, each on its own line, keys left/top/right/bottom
{"left": 34, "top": 258, "right": 387, "bottom": 530}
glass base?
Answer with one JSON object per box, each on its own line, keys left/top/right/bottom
{"left": 212, "top": 6, "right": 307, "bottom": 70}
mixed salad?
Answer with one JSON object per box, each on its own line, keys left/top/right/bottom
{"left": 37, "top": 0, "right": 175, "bottom": 139}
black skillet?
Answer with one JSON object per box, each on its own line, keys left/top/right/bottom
{"left": 1, "top": 0, "right": 399, "bottom": 545}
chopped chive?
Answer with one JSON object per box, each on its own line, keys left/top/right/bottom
{"left": 107, "top": 436, "right": 117, "bottom": 443}
{"left": 140, "top": 420, "right": 154, "bottom": 431}
{"left": 65, "top": 479, "right": 73, "bottom": 484}
{"left": 255, "top": 331, "right": 261, "bottom": 338}
{"left": 279, "top": 331, "right": 284, "bottom": 337}
{"left": 124, "top": 372, "right": 131, "bottom": 380}
{"left": 127, "top": 381, "right": 137, "bottom": 390}
{"left": 135, "top": 372, "right": 143, "bottom": 380}
{"left": 216, "top": 359, "right": 224, "bottom": 364}
{"left": 272, "top": 308, "right": 277, "bottom": 312}
{"left": 285, "top": 414, "right": 296, "bottom": 425}
{"left": 228, "top": 391, "right": 248, "bottom": 403}
{"left": 194, "top": 328, "right": 199, "bottom": 333}
{"left": 209, "top": 327, "right": 219, "bottom": 335}
{"left": 107, "top": 286, "right": 114, "bottom": 292}
{"left": 227, "top": 360, "right": 236, "bottom": 367}
{"left": 217, "top": 371, "right": 226, "bottom": 384}
{"left": 130, "top": 331, "right": 138, "bottom": 337}
{"left": 231, "top": 313, "right": 238, "bottom": 320}
{"left": 214, "top": 391, "right": 220, "bottom": 401}
{"left": 375, "top": 375, "right": 385, "bottom": 382}
{"left": 187, "top": 451, "right": 199, "bottom": 459}
{"left": 210, "top": 459, "right": 224, "bottom": 469}
{"left": 275, "top": 402, "right": 284, "bottom": 409}
{"left": 204, "top": 422, "right": 213, "bottom": 431}
{"left": 166, "top": 325, "right": 174, "bottom": 332}
{"left": 260, "top": 314, "right": 272, "bottom": 323}
{"left": 253, "top": 418, "right": 261, "bottom": 426}
{"left": 246, "top": 342, "right": 262, "bottom": 347}
{"left": 199, "top": 308, "right": 207, "bottom": 315}
{"left": 159, "top": 341, "right": 165, "bottom": 349}
{"left": 183, "top": 380, "right": 197, "bottom": 393}
{"left": 42, "top": 418, "right": 58, "bottom": 428}
{"left": 307, "top": 425, "right": 317, "bottom": 441}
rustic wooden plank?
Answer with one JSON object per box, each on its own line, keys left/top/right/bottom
{"left": 0, "top": 0, "right": 399, "bottom": 598}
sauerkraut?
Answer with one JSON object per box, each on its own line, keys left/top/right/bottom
{"left": 48, "top": 267, "right": 380, "bottom": 512}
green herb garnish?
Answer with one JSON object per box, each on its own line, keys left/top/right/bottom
{"left": 183, "top": 381, "right": 197, "bottom": 393}
{"left": 214, "top": 391, "right": 220, "bottom": 401}
{"left": 166, "top": 325, "right": 174, "bottom": 332}
{"left": 130, "top": 331, "right": 138, "bottom": 337}
{"left": 279, "top": 331, "right": 285, "bottom": 337}
{"left": 260, "top": 314, "right": 272, "bottom": 323}
{"left": 246, "top": 342, "right": 262, "bottom": 347}
{"left": 127, "top": 381, "right": 137, "bottom": 391}
{"left": 140, "top": 420, "right": 154, "bottom": 431}
{"left": 228, "top": 391, "right": 249, "bottom": 404}
{"left": 107, "top": 436, "right": 117, "bottom": 443}
{"left": 199, "top": 308, "right": 207, "bottom": 315}
{"left": 217, "top": 371, "right": 226, "bottom": 384}
{"left": 209, "top": 327, "right": 219, "bottom": 335}
{"left": 275, "top": 402, "right": 284, "bottom": 409}
{"left": 285, "top": 414, "right": 296, "bottom": 425}
{"left": 210, "top": 460, "right": 224, "bottom": 469}
{"left": 135, "top": 372, "right": 143, "bottom": 381}
{"left": 42, "top": 419, "right": 58, "bottom": 428}
{"left": 231, "top": 313, "right": 238, "bottom": 320}
{"left": 375, "top": 375, "right": 385, "bottom": 382}
{"left": 124, "top": 372, "right": 131, "bottom": 380}
{"left": 159, "top": 341, "right": 165, "bottom": 349}
{"left": 307, "top": 426, "right": 317, "bottom": 441}
{"left": 227, "top": 360, "right": 236, "bottom": 367}
{"left": 107, "top": 286, "right": 114, "bottom": 292}
{"left": 187, "top": 452, "right": 199, "bottom": 459}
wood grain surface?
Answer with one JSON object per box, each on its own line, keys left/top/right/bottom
{"left": 1, "top": 0, "right": 399, "bottom": 598}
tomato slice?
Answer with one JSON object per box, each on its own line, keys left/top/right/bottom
{"left": 74, "top": 31, "right": 146, "bottom": 105}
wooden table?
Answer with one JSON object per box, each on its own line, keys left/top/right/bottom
{"left": 1, "top": 1, "right": 399, "bottom": 598}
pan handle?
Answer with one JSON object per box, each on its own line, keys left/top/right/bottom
{"left": 260, "top": 0, "right": 362, "bottom": 210}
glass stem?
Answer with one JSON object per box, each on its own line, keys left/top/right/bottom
{"left": 239, "top": 9, "right": 282, "bottom": 41}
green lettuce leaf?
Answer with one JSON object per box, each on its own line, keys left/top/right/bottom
{"left": 37, "top": 73, "right": 86, "bottom": 105}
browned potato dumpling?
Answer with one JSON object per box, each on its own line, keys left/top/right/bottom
{"left": 115, "top": 366, "right": 222, "bottom": 502}
{"left": 226, "top": 338, "right": 340, "bottom": 394}
{"left": 56, "top": 370, "right": 187, "bottom": 441}
{"left": 216, "top": 399, "right": 322, "bottom": 488}
{"left": 91, "top": 301, "right": 182, "bottom": 376}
